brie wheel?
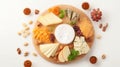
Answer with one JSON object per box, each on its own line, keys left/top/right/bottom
{"left": 55, "top": 24, "right": 75, "bottom": 44}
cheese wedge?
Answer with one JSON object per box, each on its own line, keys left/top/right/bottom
{"left": 37, "top": 12, "right": 62, "bottom": 26}
{"left": 58, "top": 50, "right": 65, "bottom": 62}
{"left": 40, "top": 44, "right": 53, "bottom": 53}
{"left": 47, "top": 43, "right": 59, "bottom": 57}
{"left": 39, "top": 43, "right": 59, "bottom": 58}
{"left": 74, "top": 36, "right": 90, "bottom": 55}
{"left": 51, "top": 44, "right": 59, "bottom": 56}
{"left": 44, "top": 45, "right": 55, "bottom": 57}
{"left": 62, "top": 46, "right": 70, "bottom": 61}
{"left": 58, "top": 46, "right": 70, "bottom": 62}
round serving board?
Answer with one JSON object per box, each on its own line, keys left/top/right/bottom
{"left": 32, "top": 5, "right": 94, "bottom": 64}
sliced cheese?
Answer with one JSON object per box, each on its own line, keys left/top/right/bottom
{"left": 58, "top": 50, "right": 65, "bottom": 62}
{"left": 51, "top": 44, "right": 59, "bottom": 56}
{"left": 44, "top": 45, "right": 55, "bottom": 57}
{"left": 47, "top": 43, "right": 59, "bottom": 57}
{"left": 37, "top": 12, "right": 62, "bottom": 26}
{"left": 62, "top": 46, "right": 70, "bottom": 61}
{"left": 40, "top": 44, "right": 53, "bottom": 53}
{"left": 74, "top": 36, "right": 90, "bottom": 55}
{"left": 39, "top": 43, "right": 59, "bottom": 58}
{"left": 58, "top": 46, "right": 70, "bottom": 62}
{"left": 55, "top": 24, "right": 75, "bottom": 44}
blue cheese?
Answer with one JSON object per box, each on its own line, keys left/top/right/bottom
{"left": 74, "top": 36, "right": 90, "bottom": 55}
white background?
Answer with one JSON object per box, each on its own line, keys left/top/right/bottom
{"left": 0, "top": 0, "right": 120, "bottom": 67}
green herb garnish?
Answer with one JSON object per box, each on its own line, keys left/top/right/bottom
{"left": 69, "top": 21, "right": 77, "bottom": 25}
{"left": 59, "top": 10, "right": 65, "bottom": 18}
{"left": 68, "top": 49, "right": 79, "bottom": 61}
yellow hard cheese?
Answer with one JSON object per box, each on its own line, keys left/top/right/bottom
{"left": 39, "top": 43, "right": 59, "bottom": 58}
{"left": 37, "top": 12, "right": 62, "bottom": 26}
{"left": 74, "top": 36, "right": 90, "bottom": 55}
{"left": 58, "top": 46, "right": 70, "bottom": 62}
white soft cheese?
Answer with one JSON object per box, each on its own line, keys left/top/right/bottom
{"left": 55, "top": 24, "right": 75, "bottom": 44}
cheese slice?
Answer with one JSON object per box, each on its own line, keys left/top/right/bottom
{"left": 44, "top": 45, "right": 55, "bottom": 57}
{"left": 37, "top": 12, "right": 62, "bottom": 26}
{"left": 51, "top": 44, "right": 59, "bottom": 56}
{"left": 39, "top": 43, "right": 59, "bottom": 58}
{"left": 58, "top": 50, "right": 65, "bottom": 62}
{"left": 62, "top": 46, "right": 70, "bottom": 61}
{"left": 47, "top": 43, "right": 59, "bottom": 57}
{"left": 58, "top": 46, "right": 70, "bottom": 62}
{"left": 40, "top": 44, "right": 53, "bottom": 53}
{"left": 74, "top": 36, "right": 90, "bottom": 55}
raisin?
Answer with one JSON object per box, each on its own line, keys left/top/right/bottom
{"left": 73, "top": 25, "right": 80, "bottom": 32}
{"left": 73, "top": 25, "right": 82, "bottom": 36}
{"left": 50, "top": 34, "right": 55, "bottom": 43}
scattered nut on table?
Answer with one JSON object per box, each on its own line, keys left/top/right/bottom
{"left": 17, "top": 48, "right": 21, "bottom": 55}
{"left": 96, "top": 34, "right": 102, "bottom": 39}
{"left": 102, "top": 54, "right": 106, "bottom": 59}
{"left": 24, "top": 51, "right": 29, "bottom": 57}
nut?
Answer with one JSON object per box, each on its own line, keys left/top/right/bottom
{"left": 29, "top": 21, "right": 33, "bottom": 25}
{"left": 22, "top": 34, "right": 27, "bottom": 38}
{"left": 32, "top": 53, "right": 37, "bottom": 56}
{"left": 24, "top": 42, "right": 28, "bottom": 46}
{"left": 25, "top": 27, "right": 30, "bottom": 30}
{"left": 102, "top": 23, "right": 108, "bottom": 32}
{"left": 35, "top": 9, "right": 39, "bottom": 14}
{"left": 22, "top": 23, "right": 27, "bottom": 27}
{"left": 17, "top": 48, "right": 21, "bottom": 55}
{"left": 18, "top": 31, "right": 22, "bottom": 36}
{"left": 99, "top": 23, "right": 103, "bottom": 29}
{"left": 96, "top": 34, "right": 101, "bottom": 39}
{"left": 102, "top": 54, "right": 106, "bottom": 59}
{"left": 24, "top": 52, "right": 29, "bottom": 57}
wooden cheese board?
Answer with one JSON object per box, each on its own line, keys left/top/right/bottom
{"left": 32, "top": 5, "right": 94, "bottom": 64}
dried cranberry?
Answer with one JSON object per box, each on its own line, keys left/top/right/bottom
{"left": 50, "top": 34, "right": 55, "bottom": 43}
{"left": 73, "top": 25, "right": 80, "bottom": 32}
{"left": 73, "top": 25, "right": 82, "bottom": 36}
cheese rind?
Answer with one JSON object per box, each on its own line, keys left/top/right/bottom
{"left": 37, "top": 12, "right": 62, "bottom": 26}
